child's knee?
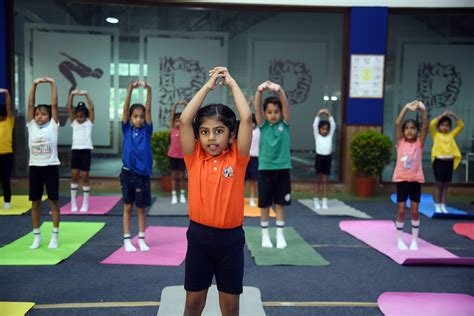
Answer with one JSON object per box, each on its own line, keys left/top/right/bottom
{"left": 185, "top": 295, "right": 206, "bottom": 313}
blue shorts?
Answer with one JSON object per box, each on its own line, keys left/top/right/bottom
{"left": 119, "top": 168, "right": 151, "bottom": 208}
{"left": 185, "top": 221, "right": 245, "bottom": 295}
{"left": 245, "top": 157, "right": 259, "bottom": 181}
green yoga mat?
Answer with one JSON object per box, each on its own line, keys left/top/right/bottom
{"left": 0, "top": 221, "right": 105, "bottom": 265}
{"left": 244, "top": 226, "right": 329, "bottom": 266}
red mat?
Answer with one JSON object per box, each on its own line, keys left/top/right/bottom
{"left": 58, "top": 196, "right": 121, "bottom": 215}
{"left": 453, "top": 223, "right": 474, "bottom": 240}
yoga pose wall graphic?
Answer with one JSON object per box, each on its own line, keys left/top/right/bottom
{"left": 58, "top": 51, "right": 104, "bottom": 94}
{"left": 269, "top": 59, "right": 312, "bottom": 105}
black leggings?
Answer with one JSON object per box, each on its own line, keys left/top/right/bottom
{"left": 0, "top": 153, "right": 13, "bottom": 202}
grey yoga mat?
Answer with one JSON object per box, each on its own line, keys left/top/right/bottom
{"left": 298, "top": 199, "right": 371, "bottom": 219}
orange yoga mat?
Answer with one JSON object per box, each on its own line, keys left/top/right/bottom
{"left": 243, "top": 198, "right": 276, "bottom": 217}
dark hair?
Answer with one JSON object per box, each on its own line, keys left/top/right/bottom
{"left": 318, "top": 120, "right": 330, "bottom": 130}
{"left": 437, "top": 116, "right": 452, "bottom": 128}
{"left": 173, "top": 112, "right": 181, "bottom": 120}
{"left": 251, "top": 113, "right": 257, "bottom": 125}
{"left": 0, "top": 104, "right": 6, "bottom": 117}
{"left": 74, "top": 101, "right": 89, "bottom": 118}
{"left": 263, "top": 96, "right": 282, "bottom": 112}
{"left": 129, "top": 103, "right": 145, "bottom": 116}
{"left": 234, "top": 119, "right": 240, "bottom": 139}
{"left": 402, "top": 119, "right": 420, "bottom": 132}
{"left": 35, "top": 104, "right": 51, "bottom": 119}
{"left": 192, "top": 104, "right": 236, "bottom": 140}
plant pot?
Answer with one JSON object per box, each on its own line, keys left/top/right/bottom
{"left": 160, "top": 175, "right": 172, "bottom": 193}
{"left": 354, "top": 177, "right": 376, "bottom": 197}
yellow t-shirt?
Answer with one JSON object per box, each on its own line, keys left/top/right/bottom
{"left": 430, "top": 117, "right": 463, "bottom": 170}
{"left": 0, "top": 117, "right": 14, "bottom": 154}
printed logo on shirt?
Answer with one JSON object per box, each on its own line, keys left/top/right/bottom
{"left": 400, "top": 148, "right": 418, "bottom": 170}
{"left": 223, "top": 166, "right": 234, "bottom": 178}
{"left": 278, "top": 124, "right": 284, "bottom": 132}
{"left": 31, "top": 138, "right": 52, "bottom": 155}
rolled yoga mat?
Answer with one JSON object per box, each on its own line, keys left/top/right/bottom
{"left": 58, "top": 196, "right": 121, "bottom": 215}
{"left": 0, "top": 195, "right": 47, "bottom": 216}
{"left": 244, "top": 226, "right": 329, "bottom": 266}
{"left": 377, "top": 292, "right": 474, "bottom": 316}
{"left": 453, "top": 223, "right": 474, "bottom": 240}
{"left": 0, "top": 221, "right": 105, "bottom": 265}
{"left": 339, "top": 220, "right": 474, "bottom": 266}
{"left": 244, "top": 198, "right": 276, "bottom": 218}
{"left": 148, "top": 197, "right": 188, "bottom": 216}
{"left": 157, "top": 285, "right": 266, "bottom": 316}
{"left": 0, "top": 301, "right": 35, "bottom": 316}
{"left": 298, "top": 199, "right": 371, "bottom": 219}
{"left": 390, "top": 193, "right": 472, "bottom": 218}
{"left": 101, "top": 226, "right": 187, "bottom": 266}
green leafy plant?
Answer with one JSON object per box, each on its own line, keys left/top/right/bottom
{"left": 151, "top": 131, "right": 170, "bottom": 176}
{"left": 350, "top": 130, "right": 392, "bottom": 178}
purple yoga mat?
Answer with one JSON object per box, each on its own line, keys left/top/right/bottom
{"left": 339, "top": 220, "right": 472, "bottom": 265}
{"left": 101, "top": 226, "right": 187, "bottom": 266}
{"left": 59, "top": 196, "right": 121, "bottom": 215}
{"left": 378, "top": 292, "right": 474, "bottom": 316}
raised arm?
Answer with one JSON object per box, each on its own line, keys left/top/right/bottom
{"left": 271, "top": 82, "right": 290, "bottom": 122}
{"left": 395, "top": 101, "right": 416, "bottom": 141}
{"left": 326, "top": 110, "right": 336, "bottom": 138}
{"left": 418, "top": 101, "right": 428, "bottom": 145}
{"left": 254, "top": 81, "right": 269, "bottom": 126}
{"left": 122, "top": 81, "right": 138, "bottom": 124}
{"left": 44, "top": 77, "right": 58, "bottom": 123}
{"left": 82, "top": 91, "right": 95, "bottom": 123}
{"left": 27, "top": 78, "right": 45, "bottom": 122}
{"left": 446, "top": 111, "right": 464, "bottom": 137}
{"left": 180, "top": 69, "right": 222, "bottom": 155}
{"left": 169, "top": 100, "right": 179, "bottom": 129}
{"left": 142, "top": 81, "right": 152, "bottom": 125}
{"left": 67, "top": 90, "right": 78, "bottom": 123}
{"left": 0, "top": 89, "right": 12, "bottom": 118}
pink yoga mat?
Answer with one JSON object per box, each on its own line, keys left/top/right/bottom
{"left": 453, "top": 223, "right": 474, "bottom": 240}
{"left": 339, "top": 220, "right": 474, "bottom": 265}
{"left": 378, "top": 292, "right": 474, "bottom": 316}
{"left": 101, "top": 226, "right": 187, "bottom": 266}
{"left": 58, "top": 196, "right": 121, "bottom": 215}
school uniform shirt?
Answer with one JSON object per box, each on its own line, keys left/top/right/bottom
{"left": 258, "top": 119, "right": 292, "bottom": 170}
{"left": 27, "top": 119, "right": 60, "bottom": 166}
{"left": 392, "top": 138, "right": 425, "bottom": 183}
{"left": 167, "top": 127, "right": 184, "bottom": 159}
{"left": 122, "top": 122, "right": 153, "bottom": 176}
{"left": 184, "top": 141, "right": 250, "bottom": 229}
{"left": 312, "top": 116, "right": 336, "bottom": 155}
{"left": 0, "top": 117, "right": 14, "bottom": 154}
{"left": 71, "top": 119, "right": 93, "bottom": 150}
{"left": 429, "top": 117, "right": 464, "bottom": 170}
{"left": 249, "top": 127, "right": 260, "bottom": 158}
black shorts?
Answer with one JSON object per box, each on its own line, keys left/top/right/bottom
{"left": 433, "top": 158, "right": 454, "bottom": 182}
{"left": 396, "top": 181, "right": 421, "bottom": 203}
{"left": 315, "top": 154, "right": 332, "bottom": 175}
{"left": 71, "top": 149, "right": 92, "bottom": 171}
{"left": 245, "top": 157, "right": 259, "bottom": 181}
{"left": 29, "top": 165, "right": 59, "bottom": 201}
{"left": 185, "top": 221, "right": 245, "bottom": 295}
{"left": 119, "top": 168, "right": 151, "bottom": 208}
{"left": 258, "top": 169, "right": 291, "bottom": 208}
{"left": 169, "top": 157, "right": 185, "bottom": 171}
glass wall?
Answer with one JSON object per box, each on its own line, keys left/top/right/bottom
{"left": 12, "top": 0, "right": 345, "bottom": 179}
{"left": 382, "top": 11, "right": 474, "bottom": 183}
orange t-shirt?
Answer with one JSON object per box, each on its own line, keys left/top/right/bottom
{"left": 184, "top": 140, "right": 250, "bottom": 229}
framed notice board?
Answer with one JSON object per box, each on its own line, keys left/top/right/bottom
{"left": 349, "top": 54, "right": 385, "bottom": 98}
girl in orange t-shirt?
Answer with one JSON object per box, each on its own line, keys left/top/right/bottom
{"left": 179, "top": 67, "right": 252, "bottom": 316}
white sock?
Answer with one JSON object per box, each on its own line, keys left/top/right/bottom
{"left": 276, "top": 220, "right": 287, "bottom": 249}
{"left": 123, "top": 234, "right": 136, "bottom": 252}
{"left": 395, "top": 221, "right": 407, "bottom": 250}
{"left": 70, "top": 183, "right": 78, "bottom": 211}
{"left": 322, "top": 198, "right": 328, "bottom": 209}
{"left": 3, "top": 202, "right": 11, "bottom": 209}
{"left": 261, "top": 221, "right": 273, "bottom": 248}
{"left": 313, "top": 197, "right": 321, "bottom": 209}
{"left": 410, "top": 220, "right": 420, "bottom": 250}
{"left": 249, "top": 197, "right": 256, "bottom": 207}
{"left": 138, "top": 232, "right": 150, "bottom": 252}
{"left": 80, "top": 186, "right": 90, "bottom": 212}
{"left": 29, "top": 228, "right": 42, "bottom": 249}
{"left": 434, "top": 203, "right": 442, "bottom": 213}
{"left": 171, "top": 191, "right": 177, "bottom": 204}
{"left": 48, "top": 227, "right": 59, "bottom": 249}
{"left": 180, "top": 190, "right": 186, "bottom": 204}
{"left": 440, "top": 204, "right": 448, "bottom": 214}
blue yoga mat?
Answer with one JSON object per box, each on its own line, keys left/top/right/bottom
{"left": 390, "top": 193, "right": 472, "bottom": 218}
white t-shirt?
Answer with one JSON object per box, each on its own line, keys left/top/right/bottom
{"left": 313, "top": 116, "right": 336, "bottom": 156}
{"left": 71, "top": 119, "right": 94, "bottom": 150}
{"left": 27, "top": 119, "right": 60, "bottom": 166}
{"left": 249, "top": 127, "right": 260, "bottom": 157}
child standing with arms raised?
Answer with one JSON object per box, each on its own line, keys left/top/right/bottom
{"left": 430, "top": 110, "right": 464, "bottom": 213}
{"left": 27, "top": 77, "right": 61, "bottom": 249}
{"left": 313, "top": 109, "right": 336, "bottom": 210}
{"left": 255, "top": 80, "right": 291, "bottom": 249}
{"left": 120, "top": 81, "right": 153, "bottom": 252}
{"left": 0, "top": 88, "right": 14, "bottom": 209}
{"left": 167, "top": 100, "right": 187, "bottom": 204}
{"left": 67, "top": 89, "right": 94, "bottom": 212}
{"left": 393, "top": 101, "right": 427, "bottom": 250}
{"left": 180, "top": 67, "right": 251, "bottom": 316}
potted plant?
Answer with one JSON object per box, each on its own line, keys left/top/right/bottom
{"left": 152, "top": 131, "right": 172, "bottom": 192}
{"left": 350, "top": 130, "right": 392, "bottom": 197}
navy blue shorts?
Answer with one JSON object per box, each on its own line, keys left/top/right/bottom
{"left": 245, "top": 157, "right": 259, "bottom": 181}
{"left": 315, "top": 154, "right": 331, "bottom": 175}
{"left": 185, "top": 221, "right": 245, "bottom": 295}
{"left": 119, "top": 168, "right": 151, "bottom": 208}
{"left": 169, "top": 157, "right": 185, "bottom": 171}
{"left": 71, "top": 149, "right": 91, "bottom": 171}
{"left": 396, "top": 181, "right": 421, "bottom": 203}
{"left": 29, "top": 165, "right": 59, "bottom": 201}
{"left": 258, "top": 169, "right": 291, "bottom": 208}
{"left": 433, "top": 158, "right": 454, "bottom": 182}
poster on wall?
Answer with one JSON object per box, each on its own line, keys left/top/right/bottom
{"left": 145, "top": 35, "right": 227, "bottom": 129}
{"left": 349, "top": 54, "right": 385, "bottom": 98}
{"left": 252, "top": 39, "right": 329, "bottom": 150}
{"left": 31, "top": 30, "right": 111, "bottom": 146}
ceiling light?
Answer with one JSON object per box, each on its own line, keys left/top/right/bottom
{"left": 106, "top": 17, "right": 119, "bottom": 24}
{"left": 323, "top": 96, "right": 329, "bottom": 101}
{"left": 331, "top": 96, "right": 338, "bottom": 101}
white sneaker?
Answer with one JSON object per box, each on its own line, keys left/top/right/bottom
{"left": 322, "top": 198, "right": 328, "bottom": 210}
{"left": 261, "top": 229, "right": 273, "bottom": 248}
{"left": 434, "top": 204, "right": 442, "bottom": 214}
{"left": 397, "top": 238, "right": 408, "bottom": 250}
{"left": 440, "top": 204, "right": 448, "bottom": 214}
{"left": 124, "top": 239, "right": 137, "bottom": 252}
{"left": 314, "top": 198, "right": 321, "bottom": 210}
{"left": 3, "top": 202, "right": 11, "bottom": 209}
{"left": 276, "top": 228, "right": 287, "bottom": 249}
{"left": 249, "top": 198, "right": 256, "bottom": 207}
{"left": 171, "top": 195, "right": 178, "bottom": 204}
{"left": 409, "top": 240, "right": 418, "bottom": 251}
{"left": 180, "top": 195, "right": 186, "bottom": 204}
